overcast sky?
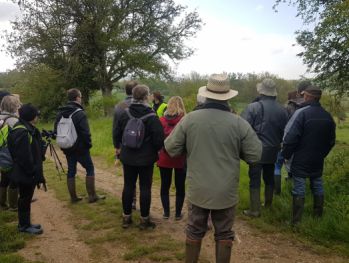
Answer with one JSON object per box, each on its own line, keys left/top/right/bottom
{"left": 0, "top": 0, "right": 309, "bottom": 79}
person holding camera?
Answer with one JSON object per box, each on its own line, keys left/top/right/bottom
{"left": 8, "top": 104, "right": 46, "bottom": 235}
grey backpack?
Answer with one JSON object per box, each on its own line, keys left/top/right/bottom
{"left": 56, "top": 109, "right": 82, "bottom": 149}
{"left": 122, "top": 108, "right": 156, "bottom": 149}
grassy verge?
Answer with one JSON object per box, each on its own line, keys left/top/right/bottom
{"left": 44, "top": 161, "right": 185, "bottom": 262}
{"left": 0, "top": 210, "right": 29, "bottom": 263}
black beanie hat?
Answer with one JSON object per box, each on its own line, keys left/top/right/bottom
{"left": 19, "top": 103, "right": 40, "bottom": 122}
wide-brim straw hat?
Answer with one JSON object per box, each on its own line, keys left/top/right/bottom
{"left": 257, "top": 78, "right": 277, "bottom": 96}
{"left": 198, "top": 74, "right": 238, "bottom": 101}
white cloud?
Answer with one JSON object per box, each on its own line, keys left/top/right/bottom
{"left": 174, "top": 15, "right": 308, "bottom": 79}
{"left": 0, "top": 1, "right": 19, "bottom": 22}
{"left": 255, "top": 4, "right": 264, "bottom": 12}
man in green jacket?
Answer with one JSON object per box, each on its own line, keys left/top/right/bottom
{"left": 165, "top": 74, "right": 262, "bottom": 263}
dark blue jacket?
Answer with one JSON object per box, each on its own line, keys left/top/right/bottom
{"left": 241, "top": 96, "right": 288, "bottom": 164}
{"left": 281, "top": 101, "right": 336, "bottom": 178}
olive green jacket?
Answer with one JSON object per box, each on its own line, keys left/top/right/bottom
{"left": 165, "top": 108, "right": 262, "bottom": 209}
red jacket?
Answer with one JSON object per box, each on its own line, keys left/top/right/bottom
{"left": 157, "top": 115, "right": 186, "bottom": 168}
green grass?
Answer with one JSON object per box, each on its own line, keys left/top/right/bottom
{"left": 44, "top": 161, "right": 184, "bottom": 262}
{"left": 0, "top": 209, "right": 30, "bottom": 263}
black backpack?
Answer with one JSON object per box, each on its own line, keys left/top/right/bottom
{"left": 122, "top": 108, "right": 156, "bottom": 149}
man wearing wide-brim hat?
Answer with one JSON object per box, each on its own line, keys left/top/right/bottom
{"left": 241, "top": 78, "right": 288, "bottom": 218}
{"left": 165, "top": 73, "right": 262, "bottom": 263}
{"left": 281, "top": 85, "right": 336, "bottom": 225}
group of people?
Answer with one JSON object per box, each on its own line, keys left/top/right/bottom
{"left": 0, "top": 73, "right": 336, "bottom": 263}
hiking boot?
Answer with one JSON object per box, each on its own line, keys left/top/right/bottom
{"left": 185, "top": 239, "right": 201, "bottom": 263}
{"left": 122, "top": 214, "right": 133, "bottom": 229}
{"left": 264, "top": 185, "right": 274, "bottom": 208}
{"left": 243, "top": 188, "right": 261, "bottom": 217}
{"left": 86, "top": 176, "right": 106, "bottom": 203}
{"left": 139, "top": 216, "right": 156, "bottom": 230}
{"left": 67, "top": 178, "right": 82, "bottom": 203}
{"left": 274, "top": 175, "right": 281, "bottom": 195}
{"left": 8, "top": 188, "right": 18, "bottom": 211}
{"left": 19, "top": 225, "right": 43, "bottom": 235}
{"left": 216, "top": 240, "right": 232, "bottom": 263}
{"left": 292, "top": 195, "right": 305, "bottom": 225}
{"left": 0, "top": 186, "right": 8, "bottom": 210}
{"left": 313, "top": 195, "right": 324, "bottom": 218}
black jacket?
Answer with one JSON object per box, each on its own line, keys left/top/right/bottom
{"left": 241, "top": 95, "right": 288, "bottom": 163}
{"left": 115, "top": 103, "right": 164, "bottom": 166}
{"left": 8, "top": 120, "right": 46, "bottom": 185}
{"left": 112, "top": 96, "right": 132, "bottom": 148}
{"left": 54, "top": 102, "right": 92, "bottom": 155}
{"left": 282, "top": 101, "right": 336, "bottom": 178}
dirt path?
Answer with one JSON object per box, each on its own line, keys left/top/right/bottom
{"left": 18, "top": 188, "right": 92, "bottom": 263}
{"left": 19, "top": 152, "right": 347, "bottom": 263}
{"left": 83, "top": 156, "right": 347, "bottom": 263}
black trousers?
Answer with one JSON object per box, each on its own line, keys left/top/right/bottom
{"left": 248, "top": 163, "right": 275, "bottom": 189}
{"left": 122, "top": 164, "right": 153, "bottom": 217}
{"left": 0, "top": 171, "right": 17, "bottom": 189}
{"left": 18, "top": 183, "right": 35, "bottom": 227}
{"left": 159, "top": 167, "right": 186, "bottom": 216}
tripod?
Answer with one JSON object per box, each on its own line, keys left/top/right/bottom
{"left": 45, "top": 138, "right": 65, "bottom": 179}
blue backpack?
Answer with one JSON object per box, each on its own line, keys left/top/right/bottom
{"left": 122, "top": 108, "right": 156, "bottom": 149}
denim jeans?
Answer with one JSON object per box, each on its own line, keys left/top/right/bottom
{"left": 274, "top": 152, "right": 284, "bottom": 176}
{"left": 186, "top": 202, "right": 236, "bottom": 241}
{"left": 248, "top": 163, "right": 275, "bottom": 189}
{"left": 66, "top": 151, "right": 95, "bottom": 178}
{"left": 292, "top": 176, "right": 324, "bottom": 197}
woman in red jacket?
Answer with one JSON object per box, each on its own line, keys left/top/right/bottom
{"left": 158, "top": 96, "right": 186, "bottom": 220}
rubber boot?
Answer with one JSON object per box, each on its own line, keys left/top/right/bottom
{"left": 243, "top": 188, "right": 261, "bottom": 217}
{"left": 292, "top": 195, "right": 305, "bottom": 225}
{"left": 161, "top": 194, "right": 170, "bottom": 219}
{"left": 264, "top": 185, "right": 274, "bottom": 208}
{"left": 274, "top": 175, "right": 281, "bottom": 195}
{"left": 185, "top": 239, "right": 201, "bottom": 263}
{"left": 216, "top": 240, "right": 232, "bottom": 263}
{"left": 0, "top": 186, "right": 8, "bottom": 209}
{"left": 313, "top": 195, "right": 324, "bottom": 218}
{"left": 122, "top": 213, "right": 133, "bottom": 229}
{"left": 67, "top": 178, "right": 82, "bottom": 203}
{"left": 8, "top": 188, "right": 18, "bottom": 211}
{"left": 175, "top": 194, "right": 185, "bottom": 220}
{"left": 139, "top": 216, "right": 156, "bottom": 230}
{"left": 85, "top": 176, "right": 105, "bottom": 203}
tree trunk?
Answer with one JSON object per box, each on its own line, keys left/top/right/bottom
{"left": 100, "top": 81, "right": 114, "bottom": 116}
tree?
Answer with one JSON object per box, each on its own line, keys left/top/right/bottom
{"left": 7, "top": 0, "right": 202, "bottom": 101}
{"left": 274, "top": 0, "right": 349, "bottom": 96}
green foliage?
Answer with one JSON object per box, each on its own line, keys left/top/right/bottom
{"left": 8, "top": 0, "right": 202, "bottom": 98}
{"left": 12, "top": 65, "right": 67, "bottom": 120}
{"left": 275, "top": 0, "right": 349, "bottom": 96}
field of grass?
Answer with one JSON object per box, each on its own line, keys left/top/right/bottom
{"left": 0, "top": 210, "right": 29, "bottom": 263}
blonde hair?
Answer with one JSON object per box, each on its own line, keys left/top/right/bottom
{"left": 165, "top": 96, "right": 186, "bottom": 116}
{"left": 0, "top": 95, "right": 21, "bottom": 114}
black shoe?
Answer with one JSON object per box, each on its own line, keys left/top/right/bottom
{"left": 139, "top": 217, "right": 156, "bottom": 230}
{"left": 122, "top": 215, "right": 133, "bottom": 229}
{"left": 19, "top": 225, "right": 43, "bottom": 235}
{"left": 162, "top": 213, "right": 169, "bottom": 220}
{"left": 175, "top": 213, "right": 184, "bottom": 221}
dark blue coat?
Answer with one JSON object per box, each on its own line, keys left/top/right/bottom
{"left": 281, "top": 101, "right": 336, "bottom": 178}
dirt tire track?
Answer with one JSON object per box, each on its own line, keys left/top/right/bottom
{"left": 18, "top": 188, "right": 92, "bottom": 263}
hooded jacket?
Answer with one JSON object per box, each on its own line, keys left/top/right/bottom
{"left": 115, "top": 103, "right": 164, "bottom": 166}
{"left": 112, "top": 95, "right": 132, "bottom": 148}
{"left": 54, "top": 102, "right": 92, "bottom": 155}
{"left": 8, "top": 120, "right": 46, "bottom": 185}
{"left": 157, "top": 114, "right": 185, "bottom": 168}
{"left": 282, "top": 101, "right": 336, "bottom": 178}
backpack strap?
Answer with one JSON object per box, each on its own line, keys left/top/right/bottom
{"left": 69, "top": 108, "right": 83, "bottom": 118}
{"left": 12, "top": 125, "right": 32, "bottom": 144}
{"left": 140, "top": 112, "right": 156, "bottom": 120}
{"left": 125, "top": 108, "right": 134, "bottom": 119}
